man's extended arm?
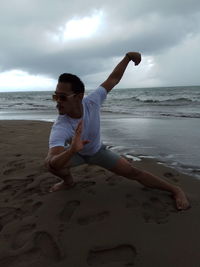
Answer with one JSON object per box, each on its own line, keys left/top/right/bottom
{"left": 101, "top": 52, "right": 141, "bottom": 93}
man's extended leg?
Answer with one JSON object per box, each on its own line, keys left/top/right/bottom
{"left": 109, "top": 157, "right": 190, "bottom": 210}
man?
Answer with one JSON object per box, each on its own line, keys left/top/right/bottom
{"left": 45, "top": 52, "right": 190, "bottom": 211}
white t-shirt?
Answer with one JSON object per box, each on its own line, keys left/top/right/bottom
{"left": 49, "top": 86, "right": 107, "bottom": 156}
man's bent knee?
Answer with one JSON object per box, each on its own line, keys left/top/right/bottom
{"left": 44, "top": 158, "right": 54, "bottom": 172}
{"left": 44, "top": 159, "right": 71, "bottom": 174}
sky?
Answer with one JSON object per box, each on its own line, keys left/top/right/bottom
{"left": 0, "top": 0, "right": 200, "bottom": 92}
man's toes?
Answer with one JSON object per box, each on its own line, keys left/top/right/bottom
{"left": 49, "top": 181, "right": 76, "bottom": 193}
{"left": 183, "top": 201, "right": 190, "bottom": 210}
{"left": 49, "top": 185, "right": 57, "bottom": 193}
{"left": 176, "top": 198, "right": 190, "bottom": 210}
{"left": 49, "top": 182, "right": 63, "bottom": 193}
{"left": 177, "top": 203, "right": 182, "bottom": 210}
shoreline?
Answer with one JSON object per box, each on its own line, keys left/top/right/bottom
{"left": 1, "top": 120, "right": 200, "bottom": 266}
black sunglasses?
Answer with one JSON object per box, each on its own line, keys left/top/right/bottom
{"left": 52, "top": 93, "right": 76, "bottom": 101}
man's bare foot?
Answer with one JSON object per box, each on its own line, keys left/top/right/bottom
{"left": 173, "top": 186, "right": 190, "bottom": 210}
{"left": 49, "top": 180, "right": 76, "bottom": 193}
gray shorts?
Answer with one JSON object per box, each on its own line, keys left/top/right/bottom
{"left": 68, "top": 144, "right": 121, "bottom": 170}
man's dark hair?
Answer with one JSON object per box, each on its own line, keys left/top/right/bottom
{"left": 58, "top": 73, "right": 85, "bottom": 94}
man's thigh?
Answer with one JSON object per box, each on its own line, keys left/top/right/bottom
{"left": 87, "top": 145, "right": 121, "bottom": 171}
{"left": 67, "top": 153, "right": 86, "bottom": 168}
{"left": 108, "top": 156, "right": 139, "bottom": 178}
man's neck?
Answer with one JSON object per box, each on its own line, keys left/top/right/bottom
{"left": 67, "top": 103, "right": 83, "bottom": 119}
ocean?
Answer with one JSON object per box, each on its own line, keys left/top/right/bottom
{"left": 0, "top": 86, "right": 200, "bottom": 178}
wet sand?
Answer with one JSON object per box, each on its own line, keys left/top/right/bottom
{"left": 0, "top": 120, "right": 200, "bottom": 267}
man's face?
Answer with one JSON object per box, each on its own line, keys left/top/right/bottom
{"left": 54, "top": 82, "right": 80, "bottom": 115}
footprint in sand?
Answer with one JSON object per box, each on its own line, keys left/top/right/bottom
{"left": 142, "top": 197, "right": 170, "bottom": 224}
{"left": 6, "top": 159, "right": 24, "bottom": 167}
{"left": 11, "top": 223, "right": 36, "bottom": 250}
{"left": 1, "top": 178, "right": 33, "bottom": 193}
{"left": 15, "top": 154, "right": 22, "bottom": 157}
{"left": 0, "top": 207, "right": 23, "bottom": 230}
{"left": 12, "top": 188, "right": 37, "bottom": 200}
{"left": 3, "top": 160, "right": 25, "bottom": 175}
{"left": 77, "top": 211, "right": 110, "bottom": 225}
{"left": 106, "top": 175, "right": 122, "bottom": 186}
{"left": 0, "top": 201, "right": 43, "bottom": 232}
{"left": 126, "top": 193, "right": 172, "bottom": 224}
{"left": 0, "top": 184, "right": 12, "bottom": 192}
{"left": 12, "top": 182, "right": 46, "bottom": 199}
{"left": 2, "top": 169, "right": 13, "bottom": 175}
{"left": 60, "top": 200, "right": 80, "bottom": 222}
{"left": 25, "top": 199, "right": 33, "bottom": 203}
{"left": 164, "top": 172, "right": 179, "bottom": 182}
{"left": 26, "top": 173, "right": 37, "bottom": 178}
{"left": 78, "top": 181, "right": 96, "bottom": 188}
{"left": 0, "top": 232, "right": 64, "bottom": 266}
{"left": 34, "top": 231, "right": 63, "bottom": 262}
{"left": 125, "top": 194, "right": 140, "bottom": 209}
{"left": 87, "top": 244, "right": 137, "bottom": 266}
{"left": 77, "top": 181, "right": 96, "bottom": 195}
{"left": 86, "top": 188, "right": 96, "bottom": 195}
{"left": 0, "top": 250, "right": 41, "bottom": 267}
{"left": 32, "top": 201, "right": 43, "bottom": 213}
{"left": 18, "top": 201, "right": 43, "bottom": 218}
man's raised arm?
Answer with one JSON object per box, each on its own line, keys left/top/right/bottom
{"left": 101, "top": 52, "right": 141, "bottom": 93}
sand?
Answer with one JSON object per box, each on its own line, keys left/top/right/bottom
{"left": 0, "top": 120, "right": 200, "bottom": 267}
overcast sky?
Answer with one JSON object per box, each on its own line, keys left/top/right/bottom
{"left": 1, "top": 0, "right": 200, "bottom": 91}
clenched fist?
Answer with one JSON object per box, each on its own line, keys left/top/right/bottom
{"left": 126, "top": 52, "right": 141, "bottom": 66}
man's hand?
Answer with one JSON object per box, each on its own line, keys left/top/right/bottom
{"left": 126, "top": 52, "right": 141, "bottom": 66}
{"left": 71, "top": 120, "right": 90, "bottom": 153}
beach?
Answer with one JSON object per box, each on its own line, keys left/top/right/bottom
{"left": 0, "top": 120, "right": 200, "bottom": 267}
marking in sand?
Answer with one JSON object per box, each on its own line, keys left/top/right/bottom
{"left": 78, "top": 181, "right": 96, "bottom": 188}
{"left": 0, "top": 178, "right": 34, "bottom": 199}
{"left": 34, "top": 231, "right": 63, "bottom": 262}
{"left": 0, "top": 207, "right": 23, "bottom": 231}
{"left": 126, "top": 193, "right": 175, "bottom": 224}
{"left": 87, "top": 244, "right": 137, "bottom": 266}
{"left": 60, "top": 200, "right": 80, "bottom": 222}
{"left": 0, "top": 231, "right": 64, "bottom": 266}
{"left": 106, "top": 175, "right": 123, "bottom": 186}
{"left": 0, "top": 202, "right": 42, "bottom": 233}
{"left": 3, "top": 159, "right": 26, "bottom": 175}
{"left": 76, "top": 180, "right": 97, "bottom": 194}
{"left": 77, "top": 211, "right": 110, "bottom": 225}
{"left": 11, "top": 223, "right": 36, "bottom": 250}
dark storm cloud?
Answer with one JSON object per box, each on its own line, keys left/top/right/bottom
{"left": 0, "top": 0, "right": 200, "bottom": 86}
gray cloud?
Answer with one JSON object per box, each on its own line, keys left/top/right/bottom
{"left": 0, "top": 0, "right": 200, "bottom": 88}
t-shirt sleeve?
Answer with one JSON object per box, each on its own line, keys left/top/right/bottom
{"left": 85, "top": 86, "right": 107, "bottom": 106}
{"left": 49, "top": 124, "right": 69, "bottom": 148}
